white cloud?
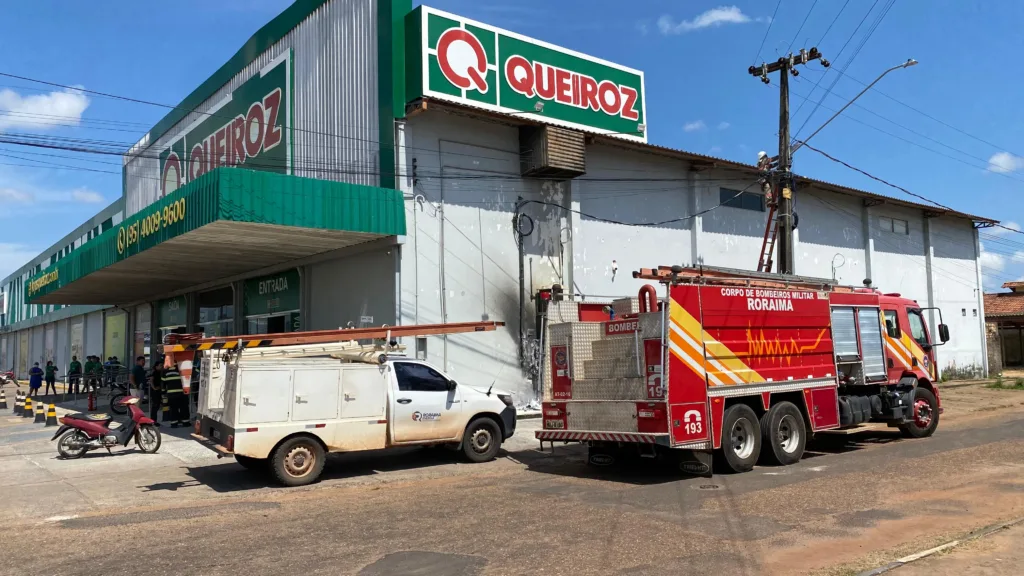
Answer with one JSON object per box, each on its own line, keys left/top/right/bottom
{"left": 636, "top": 21, "right": 649, "bottom": 36}
{"left": 987, "top": 151, "right": 1024, "bottom": 174}
{"left": 989, "top": 221, "right": 1021, "bottom": 236}
{"left": 980, "top": 246, "right": 1005, "bottom": 271}
{"left": 683, "top": 120, "right": 707, "bottom": 132}
{"left": 70, "top": 188, "right": 104, "bottom": 203}
{"left": 0, "top": 243, "right": 40, "bottom": 280}
{"left": 708, "top": 145, "right": 723, "bottom": 155}
{"left": 658, "top": 6, "right": 751, "bottom": 35}
{"left": 0, "top": 187, "right": 33, "bottom": 203}
{"left": 717, "top": 121, "right": 730, "bottom": 130}
{"left": 0, "top": 87, "right": 90, "bottom": 132}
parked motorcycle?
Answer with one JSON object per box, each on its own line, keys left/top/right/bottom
{"left": 52, "top": 396, "right": 161, "bottom": 459}
{"left": 0, "top": 370, "right": 17, "bottom": 388}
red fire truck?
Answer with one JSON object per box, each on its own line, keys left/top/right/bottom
{"left": 535, "top": 265, "right": 950, "bottom": 475}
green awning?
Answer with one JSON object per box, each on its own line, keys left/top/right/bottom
{"left": 26, "top": 168, "right": 405, "bottom": 305}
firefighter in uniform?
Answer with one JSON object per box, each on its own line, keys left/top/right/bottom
{"left": 162, "top": 360, "right": 189, "bottom": 428}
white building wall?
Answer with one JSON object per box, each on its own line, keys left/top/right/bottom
{"left": 56, "top": 319, "right": 69, "bottom": 372}
{"left": 867, "top": 204, "right": 930, "bottom": 299}
{"left": 795, "top": 189, "right": 868, "bottom": 284}
{"left": 307, "top": 249, "right": 398, "bottom": 331}
{"left": 929, "top": 216, "right": 986, "bottom": 375}
{"left": 573, "top": 144, "right": 692, "bottom": 298}
{"left": 401, "top": 113, "right": 565, "bottom": 400}
{"left": 30, "top": 325, "right": 44, "bottom": 368}
{"left": 699, "top": 176, "right": 768, "bottom": 270}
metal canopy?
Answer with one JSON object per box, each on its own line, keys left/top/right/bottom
{"left": 26, "top": 168, "right": 405, "bottom": 305}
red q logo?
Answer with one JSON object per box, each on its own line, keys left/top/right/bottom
{"left": 436, "top": 28, "right": 489, "bottom": 93}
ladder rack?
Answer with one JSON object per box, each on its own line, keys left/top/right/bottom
{"left": 162, "top": 321, "right": 505, "bottom": 353}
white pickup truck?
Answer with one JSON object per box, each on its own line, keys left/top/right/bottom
{"left": 190, "top": 342, "right": 516, "bottom": 486}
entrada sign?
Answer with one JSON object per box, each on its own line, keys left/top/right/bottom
{"left": 159, "top": 52, "right": 292, "bottom": 198}
{"left": 407, "top": 6, "right": 647, "bottom": 142}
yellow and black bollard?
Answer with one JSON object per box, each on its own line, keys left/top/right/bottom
{"left": 13, "top": 391, "right": 22, "bottom": 416}
{"left": 23, "top": 396, "right": 33, "bottom": 419}
{"left": 34, "top": 400, "right": 46, "bottom": 424}
{"left": 0, "top": 389, "right": 7, "bottom": 410}
{"left": 45, "top": 404, "right": 58, "bottom": 427}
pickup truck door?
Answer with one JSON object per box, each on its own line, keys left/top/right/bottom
{"left": 390, "top": 361, "right": 463, "bottom": 443}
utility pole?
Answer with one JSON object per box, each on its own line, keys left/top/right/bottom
{"left": 749, "top": 48, "right": 829, "bottom": 275}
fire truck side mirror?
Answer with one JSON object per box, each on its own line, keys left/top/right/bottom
{"left": 938, "top": 323, "right": 950, "bottom": 343}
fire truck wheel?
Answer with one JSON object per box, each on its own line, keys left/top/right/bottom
{"left": 717, "top": 404, "right": 761, "bottom": 473}
{"left": 462, "top": 418, "right": 502, "bottom": 463}
{"left": 271, "top": 436, "right": 326, "bottom": 487}
{"left": 760, "top": 401, "right": 806, "bottom": 466}
{"left": 899, "top": 387, "right": 939, "bottom": 439}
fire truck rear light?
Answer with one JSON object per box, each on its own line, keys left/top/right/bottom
{"left": 226, "top": 435, "right": 234, "bottom": 451}
{"left": 538, "top": 291, "right": 551, "bottom": 301}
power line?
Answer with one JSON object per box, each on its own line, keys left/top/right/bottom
{"left": 753, "top": 0, "right": 784, "bottom": 64}
{"left": 787, "top": 0, "right": 819, "bottom": 54}
{"left": 816, "top": 0, "right": 852, "bottom": 46}
{"left": 799, "top": 141, "right": 1019, "bottom": 238}
{"left": 793, "top": 0, "right": 896, "bottom": 140}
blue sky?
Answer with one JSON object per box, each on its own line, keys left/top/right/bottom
{"left": 1, "top": 0, "right": 1023, "bottom": 289}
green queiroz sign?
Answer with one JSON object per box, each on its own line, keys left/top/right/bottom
{"left": 407, "top": 6, "right": 647, "bottom": 142}
{"left": 160, "top": 52, "right": 292, "bottom": 197}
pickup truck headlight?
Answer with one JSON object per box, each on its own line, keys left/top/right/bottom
{"left": 497, "top": 394, "right": 514, "bottom": 407}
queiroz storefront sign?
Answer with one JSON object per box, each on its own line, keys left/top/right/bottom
{"left": 408, "top": 6, "right": 647, "bottom": 142}
{"left": 159, "top": 52, "right": 292, "bottom": 197}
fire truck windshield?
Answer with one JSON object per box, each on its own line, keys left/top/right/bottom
{"left": 906, "top": 309, "right": 930, "bottom": 347}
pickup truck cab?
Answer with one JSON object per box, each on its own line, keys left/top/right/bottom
{"left": 192, "top": 348, "right": 516, "bottom": 486}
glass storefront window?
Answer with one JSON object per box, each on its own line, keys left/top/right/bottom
{"left": 157, "top": 295, "right": 187, "bottom": 346}
{"left": 244, "top": 269, "right": 300, "bottom": 335}
{"left": 198, "top": 286, "right": 234, "bottom": 337}
{"left": 134, "top": 303, "right": 152, "bottom": 363}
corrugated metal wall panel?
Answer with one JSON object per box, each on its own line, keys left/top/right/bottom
{"left": 124, "top": 0, "right": 380, "bottom": 217}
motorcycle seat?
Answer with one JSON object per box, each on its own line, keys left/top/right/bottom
{"left": 64, "top": 412, "right": 112, "bottom": 422}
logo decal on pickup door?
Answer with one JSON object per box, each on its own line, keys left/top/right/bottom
{"left": 412, "top": 411, "right": 441, "bottom": 422}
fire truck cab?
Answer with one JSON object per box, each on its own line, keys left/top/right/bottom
{"left": 535, "top": 265, "right": 949, "bottom": 475}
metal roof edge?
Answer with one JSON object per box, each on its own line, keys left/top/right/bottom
{"left": 412, "top": 98, "right": 997, "bottom": 226}
{"left": 1, "top": 197, "right": 124, "bottom": 286}
{"left": 133, "top": 0, "right": 331, "bottom": 153}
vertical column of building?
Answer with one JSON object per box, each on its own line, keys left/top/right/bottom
{"left": 923, "top": 215, "right": 939, "bottom": 369}
{"left": 860, "top": 203, "right": 875, "bottom": 282}
{"left": 973, "top": 227, "right": 989, "bottom": 376}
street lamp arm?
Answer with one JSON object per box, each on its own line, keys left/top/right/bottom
{"left": 791, "top": 59, "right": 917, "bottom": 154}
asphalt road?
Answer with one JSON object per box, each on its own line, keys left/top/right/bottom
{"left": 0, "top": 385, "right": 1022, "bottom": 575}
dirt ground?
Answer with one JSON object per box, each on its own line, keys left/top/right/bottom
{"left": 891, "top": 521, "right": 1024, "bottom": 575}
{"left": 0, "top": 382, "right": 1022, "bottom": 576}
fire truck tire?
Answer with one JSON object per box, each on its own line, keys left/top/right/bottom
{"left": 270, "top": 436, "right": 326, "bottom": 487}
{"left": 760, "top": 401, "right": 806, "bottom": 466}
{"left": 717, "top": 404, "right": 762, "bottom": 473}
{"left": 462, "top": 418, "right": 502, "bottom": 463}
{"left": 899, "top": 387, "right": 939, "bottom": 438}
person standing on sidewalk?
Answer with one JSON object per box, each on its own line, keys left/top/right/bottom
{"left": 68, "top": 356, "right": 82, "bottom": 394}
{"left": 163, "top": 360, "right": 188, "bottom": 428}
{"left": 44, "top": 361, "right": 58, "bottom": 396}
{"left": 130, "top": 356, "right": 146, "bottom": 397}
{"left": 28, "top": 362, "right": 43, "bottom": 398}
{"left": 149, "top": 359, "right": 163, "bottom": 426}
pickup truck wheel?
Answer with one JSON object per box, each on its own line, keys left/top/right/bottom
{"left": 715, "top": 404, "right": 761, "bottom": 474}
{"left": 463, "top": 418, "right": 502, "bottom": 463}
{"left": 235, "top": 455, "right": 268, "bottom": 473}
{"left": 899, "top": 388, "right": 939, "bottom": 439}
{"left": 271, "top": 436, "right": 326, "bottom": 487}
{"left": 760, "top": 401, "right": 806, "bottom": 466}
